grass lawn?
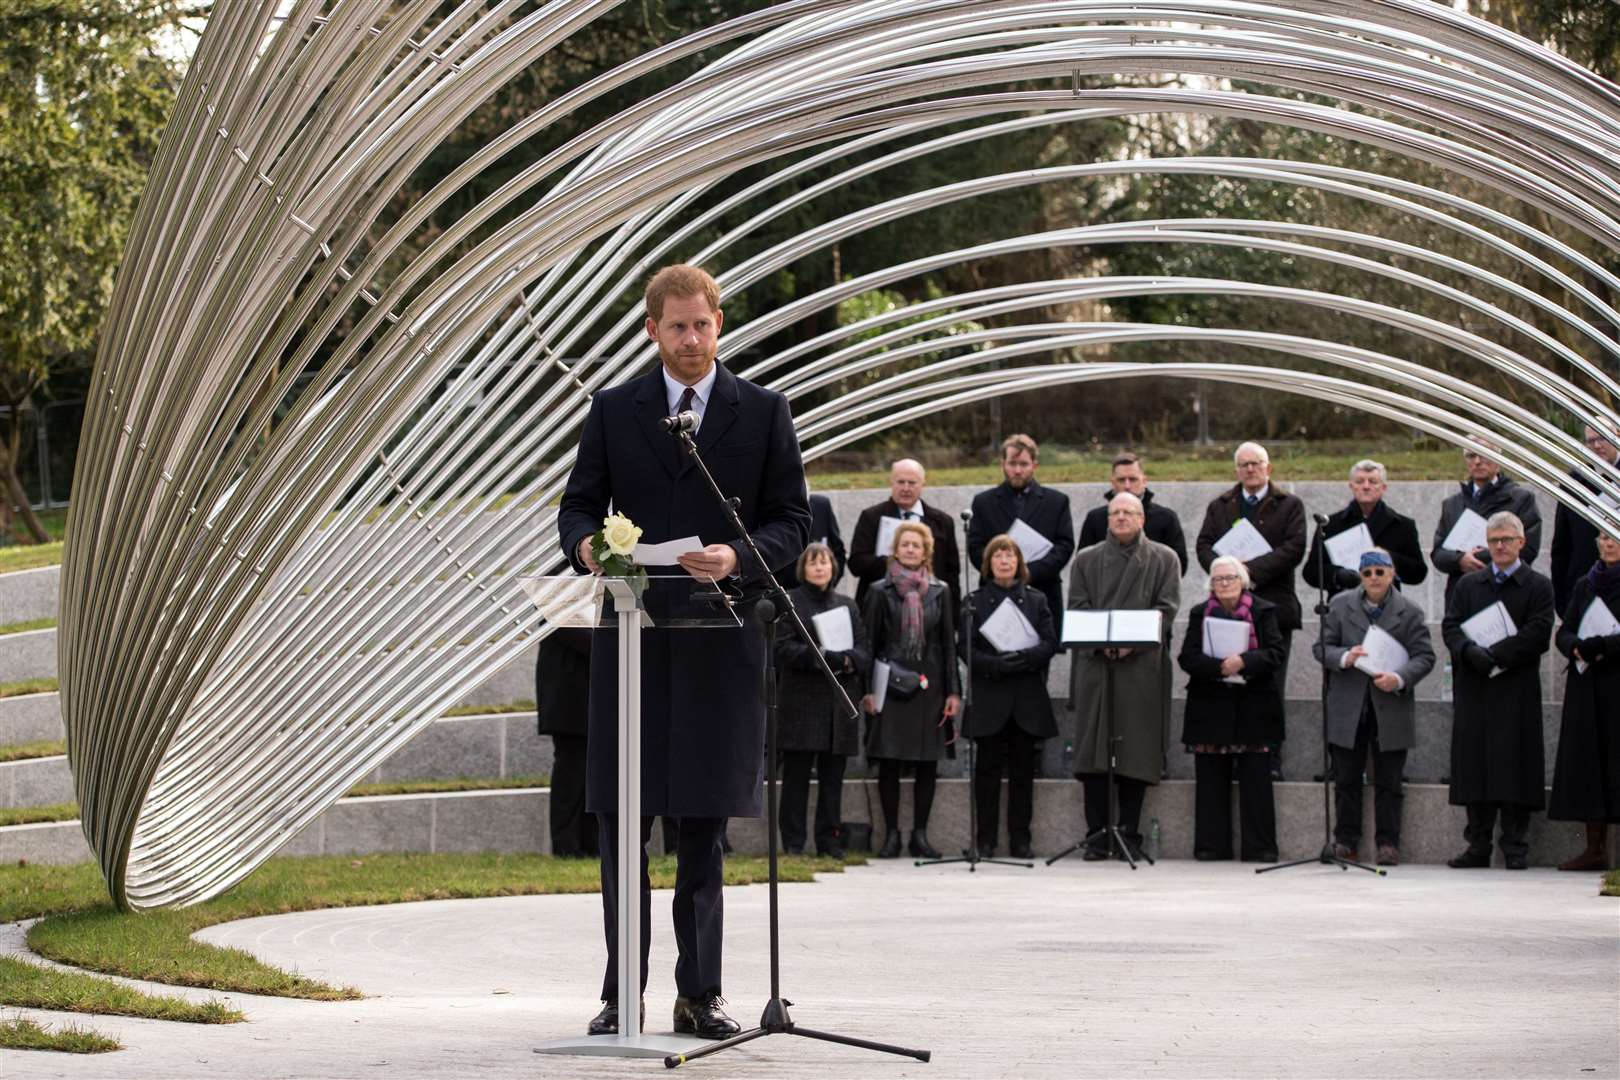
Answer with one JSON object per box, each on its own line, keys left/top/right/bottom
{"left": 346, "top": 775, "right": 546, "bottom": 797}
{"left": 1603, "top": 869, "right": 1620, "bottom": 898}
{"left": 0, "top": 740, "right": 65, "bottom": 763}
{"left": 0, "top": 802, "right": 77, "bottom": 826}
{"left": 0, "top": 1016, "right": 121, "bottom": 1053}
{"left": 0, "top": 676, "right": 57, "bottom": 699}
{"left": 439, "top": 699, "right": 536, "bottom": 717}
{"left": 0, "top": 616, "right": 55, "bottom": 636}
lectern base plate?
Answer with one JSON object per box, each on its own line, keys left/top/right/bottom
{"left": 533, "top": 1032, "right": 715, "bottom": 1058}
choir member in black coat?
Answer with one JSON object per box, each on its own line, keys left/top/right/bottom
{"left": 1075, "top": 452, "right": 1188, "bottom": 574}
{"left": 1441, "top": 511, "right": 1555, "bottom": 870}
{"left": 1302, "top": 459, "right": 1427, "bottom": 596}
{"left": 1549, "top": 530, "right": 1620, "bottom": 872}
{"left": 959, "top": 534, "right": 1059, "bottom": 859}
{"left": 774, "top": 543, "right": 869, "bottom": 857}
{"left": 965, "top": 434, "right": 1075, "bottom": 617}
{"left": 1431, "top": 445, "right": 1542, "bottom": 606}
{"left": 848, "top": 458, "right": 962, "bottom": 610}
{"left": 1549, "top": 425, "right": 1620, "bottom": 615}
{"left": 537, "top": 626, "right": 597, "bottom": 857}
{"left": 780, "top": 493, "right": 847, "bottom": 590}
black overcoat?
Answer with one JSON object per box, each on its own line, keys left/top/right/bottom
{"left": 1549, "top": 467, "right": 1616, "bottom": 615}
{"left": 1430, "top": 476, "right": 1541, "bottom": 604}
{"left": 1195, "top": 485, "right": 1308, "bottom": 631}
{"left": 773, "top": 584, "right": 869, "bottom": 755}
{"left": 1549, "top": 577, "right": 1620, "bottom": 822}
{"left": 1177, "top": 595, "right": 1287, "bottom": 746}
{"left": 1077, "top": 487, "right": 1189, "bottom": 575}
{"left": 958, "top": 582, "right": 1058, "bottom": 739}
{"left": 1440, "top": 564, "right": 1554, "bottom": 809}
{"left": 558, "top": 362, "right": 811, "bottom": 818}
{"left": 862, "top": 577, "right": 961, "bottom": 761}
{"left": 965, "top": 480, "right": 1075, "bottom": 616}
{"left": 1302, "top": 498, "right": 1428, "bottom": 596}
{"left": 849, "top": 500, "right": 962, "bottom": 610}
{"left": 536, "top": 626, "right": 591, "bottom": 737}
{"left": 779, "top": 494, "right": 847, "bottom": 590}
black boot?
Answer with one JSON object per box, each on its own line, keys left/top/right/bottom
{"left": 877, "top": 828, "right": 901, "bottom": 859}
{"left": 908, "top": 830, "right": 941, "bottom": 859}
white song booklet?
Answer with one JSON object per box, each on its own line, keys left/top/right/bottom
{"left": 981, "top": 596, "right": 1041, "bottom": 653}
{"left": 1202, "top": 616, "right": 1251, "bottom": 684}
{"left": 1574, "top": 598, "right": 1620, "bottom": 674}
{"left": 1460, "top": 600, "right": 1517, "bottom": 678}
{"left": 1212, "top": 518, "right": 1272, "bottom": 562}
{"left": 811, "top": 607, "right": 854, "bottom": 651}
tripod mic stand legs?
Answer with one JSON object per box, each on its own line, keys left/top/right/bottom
{"left": 664, "top": 998, "right": 932, "bottom": 1069}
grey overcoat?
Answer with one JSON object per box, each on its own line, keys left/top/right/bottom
{"left": 1314, "top": 586, "right": 1436, "bottom": 751}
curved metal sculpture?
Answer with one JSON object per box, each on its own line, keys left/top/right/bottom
{"left": 62, "top": 0, "right": 1620, "bottom": 908}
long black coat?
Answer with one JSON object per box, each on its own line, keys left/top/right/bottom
{"left": 958, "top": 582, "right": 1058, "bottom": 739}
{"left": 862, "top": 577, "right": 961, "bottom": 761}
{"left": 1178, "top": 595, "right": 1287, "bottom": 747}
{"left": 1431, "top": 476, "right": 1541, "bottom": 604}
{"left": 779, "top": 494, "right": 847, "bottom": 590}
{"left": 1549, "top": 466, "right": 1615, "bottom": 615}
{"left": 773, "top": 584, "right": 868, "bottom": 755}
{"left": 965, "top": 480, "right": 1075, "bottom": 616}
{"left": 1302, "top": 499, "right": 1428, "bottom": 596}
{"left": 1441, "top": 564, "right": 1554, "bottom": 809}
{"left": 849, "top": 500, "right": 962, "bottom": 611}
{"left": 558, "top": 362, "right": 812, "bottom": 818}
{"left": 536, "top": 627, "right": 591, "bottom": 736}
{"left": 1195, "top": 485, "right": 1308, "bottom": 631}
{"left": 1077, "top": 488, "right": 1189, "bottom": 575}
{"left": 1549, "top": 577, "right": 1620, "bottom": 822}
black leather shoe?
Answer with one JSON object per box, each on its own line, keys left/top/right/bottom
{"left": 817, "top": 843, "right": 846, "bottom": 860}
{"left": 1447, "top": 848, "right": 1491, "bottom": 868}
{"left": 1503, "top": 853, "right": 1529, "bottom": 870}
{"left": 877, "top": 828, "right": 901, "bottom": 858}
{"left": 1010, "top": 841, "right": 1034, "bottom": 860}
{"left": 908, "top": 830, "right": 941, "bottom": 859}
{"left": 782, "top": 843, "right": 804, "bottom": 855}
{"left": 588, "top": 998, "right": 644, "bottom": 1036}
{"left": 1082, "top": 845, "right": 1109, "bottom": 861}
{"left": 673, "top": 994, "right": 741, "bottom": 1039}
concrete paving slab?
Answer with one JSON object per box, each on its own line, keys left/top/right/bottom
{"left": 2, "top": 860, "right": 1614, "bottom": 1079}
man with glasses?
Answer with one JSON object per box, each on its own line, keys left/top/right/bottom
{"left": 1303, "top": 459, "right": 1427, "bottom": 597}
{"left": 1314, "top": 549, "right": 1436, "bottom": 865}
{"left": 1431, "top": 442, "right": 1541, "bottom": 606}
{"left": 849, "top": 458, "right": 961, "bottom": 610}
{"left": 1440, "top": 512, "right": 1555, "bottom": 870}
{"left": 1550, "top": 425, "right": 1620, "bottom": 616}
{"left": 1195, "top": 441, "right": 1307, "bottom": 779}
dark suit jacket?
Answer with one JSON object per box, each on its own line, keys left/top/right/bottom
{"left": 965, "top": 479, "right": 1075, "bottom": 617}
{"left": 1077, "top": 487, "right": 1189, "bottom": 575}
{"left": 1431, "top": 475, "right": 1541, "bottom": 604}
{"left": 557, "top": 362, "right": 811, "bottom": 817}
{"left": 849, "top": 499, "right": 962, "bottom": 610}
{"left": 536, "top": 627, "right": 591, "bottom": 737}
{"left": 1550, "top": 466, "right": 1614, "bottom": 615}
{"left": 1302, "top": 498, "right": 1428, "bottom": 597}
{"left": 780, "top": 493, "right": 846, "bottom": 590}
{"left": 1195, "top": 485, "right": 1308, "bottom": 631}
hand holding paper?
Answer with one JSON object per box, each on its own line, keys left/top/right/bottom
{"left": 1212, "top": 518, "right": 1273, "bottom": 562}
{"left": 1573, "top": 597, "right": 1620, "bottom": 673}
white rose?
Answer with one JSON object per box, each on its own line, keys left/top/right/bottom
{"left": 602, "top": 513, "right": 642, "bottom": 558}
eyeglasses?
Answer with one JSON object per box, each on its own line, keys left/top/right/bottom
{"left": 1486, "top": 535, "right": 1520, "bottom": 546}
{"left": 1209, "top": 574, "right": 1242, "bottom": 585}
{"left": 1235, "top": 460, "right": 1266, "bottom": 469}
{"left": 1360, "top": 567, "right": 1390, "bottom": 578}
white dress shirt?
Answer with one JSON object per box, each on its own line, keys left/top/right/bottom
{"left": 663, "top": 363, "right": 718, "bottom": 430}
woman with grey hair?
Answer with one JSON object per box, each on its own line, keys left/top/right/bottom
{"left": 1178, "top": 555, "right": 1286, "bottom": 861}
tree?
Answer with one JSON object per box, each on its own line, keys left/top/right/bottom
{"left": 0, "top": 1, "right": 183, "bottom": 542}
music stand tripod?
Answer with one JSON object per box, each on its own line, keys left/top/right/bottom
{"left": 1048, "top": 611, "right": 1162, "bottom": 869}
{"left": 917, "top": 508, "right": 1033, "bottom": 871}
{"left": 1257, "top": 519, "right": 1382, "bottom": 877}
{"left": 661, "top": 421, "right": 931, "bottom": 1069}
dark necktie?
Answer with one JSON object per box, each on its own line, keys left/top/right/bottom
{"left": 672, "top": 386, "right": 694, "bottom": 470}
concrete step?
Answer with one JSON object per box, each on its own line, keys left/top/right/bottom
{"left": 4, "top": 780, "right": 1610, "bottom": 870}
{"left": 0, "top": 754, "right": 74, "bottom": 808}
{"left": 0, "top": 565, "right": 59, "bottom": 625}
{"left": 0, "top": 691, "right": 62, "bottom": 745}
{"left": 0, "top": 627, "right": 55, "bottom": 682}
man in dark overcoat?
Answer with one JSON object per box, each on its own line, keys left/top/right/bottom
{"left": 1076, "top": 451, "right": 1189, "bottom": 574}
{"left": 1550, "top": 425, "right": 1619, "bottom": 615}
{"left": 1431, "top": 443, "right": 1541, "bottom": 606}
{"left": 1440, "top": 511, "right": 1555, "bottom": 870}
{"left": 849, "top": 458, "right": 961, "bottom": 609}
{"left": 1195, "top": 441, "right": 1307, "bottom": 778}
{"left": 536, "top": 626, "right": 597, "bottom": 858}
{"left": 558, "top": 264, "right": 811, "bottom": 1038}
{"left": 1303, "top": 458, "right": 1428, "bottom": 597}
{"left": 965, "top": 433, "right": 1075, "bottom": 617}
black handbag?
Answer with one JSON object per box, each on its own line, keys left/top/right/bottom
{"left": 883, "top": 659, "right": 928, "bottom": 701}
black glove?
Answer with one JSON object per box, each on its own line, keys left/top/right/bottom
{"left": 821, "top": 649, "right": 846, "bottom": 671}
{"left": 995, "top": 652, "right": 1025, "bottom": 676}
{"left": 1335, "top": 567, "right": 1361, "bottom": 590}
{"left": 1579, "top": 637, "right": 1608, "bottom": 661}
{"left": 1464, "top": 643, "right": 1496, "bottom": 674}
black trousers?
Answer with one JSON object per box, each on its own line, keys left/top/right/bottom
{"left": 1331, "top": 704, "right": 1407, "bottom": 848}
{"left": 876, "top": 759, "right": 937, "bottom": 832}
{"left": 598, "top": 814, "right": 727, "bottom": 1001}
{"left": 1080, "top": 772, "right": 1147, "bottom": 847}
{"left": 1463, "top": 803, "right": 1531, "bottom": 860}
{"left": 1193, "top": 752, "right": 1277, "bottom": 860}
{"left": 974, "top": 728, "right": 1041, "bottom": 849}
{"left": 549, "top": 734, "right": 597, "bottom": 857}
{"left": 779, "top": 750, "right": 847, "bottom": 852}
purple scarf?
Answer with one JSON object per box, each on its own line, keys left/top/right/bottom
{"left": 1205, "top": 591, "right": 1259, "bottom": 650}
{"left": 887, "top": 560, "right": 931, "bottom": 660}
{"left": 1588, "top": 557, "right": 1620, "bottom": 601}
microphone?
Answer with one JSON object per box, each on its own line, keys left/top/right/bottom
{"left": 658, "top": 411, "right": 699, "bottom": 434}
{"left": 1312, "top": 513, "right": 1328, "bottom": 526}
{"left": 960, "top": 508, "right": 973, "bottom": 523}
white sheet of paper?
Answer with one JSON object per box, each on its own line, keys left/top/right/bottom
{"left": 1109, "top": 609, "right": 1163, "bottom": 644}
{"left": 981, "top": 596, "right": 1041, "bottom": 653}
{"left": 1461, "top": 600, "right": 1517, "bottom": 649}
{"left": 811, "top": 606, "right": 854, "bottom": 651}
{"left": 1325, "top": 522, "right": 1376, "bottom": 571}
{"left": 1006, "top": 518, "right": 1054, "bottom": 564}
{"left": 632, "top": 534, "right": 704, "bottom": 565}
{"left": 1353, "top": 624, "right": 1410, "bottom": 678}
{"left": 870, "top": 659, "right": 891, "bottom": 712}
{"left": 875, "top": 515, "right": 903, "bottom": 560}
{"left": 1212, "top": 517, "right": 1273, "bottom": 562}
{"left": 1203, "top": 616, "right": 1250, "bottom": 684}
{"left": 1062, "top": 609, "right": 1110, "bottom": 645}
{"left": 1574, "top": 597, "right": 1620, "bottom": 673}
{"left": 1441, "top": 507, "right": 1489, "bottom": 554}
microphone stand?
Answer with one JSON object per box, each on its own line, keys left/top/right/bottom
{"left": 660, "top": 418, "right": 931, "bottom": 1069}
{"left": 1258, "top": 512, "right": 1382, "bottom": 877}
{"left": 917, "top": 507, "right": 1032, "bottom": 870}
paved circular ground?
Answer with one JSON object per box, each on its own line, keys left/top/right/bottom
{"left": 3, "top": 860, "right": 1616, "bottom": 1079}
